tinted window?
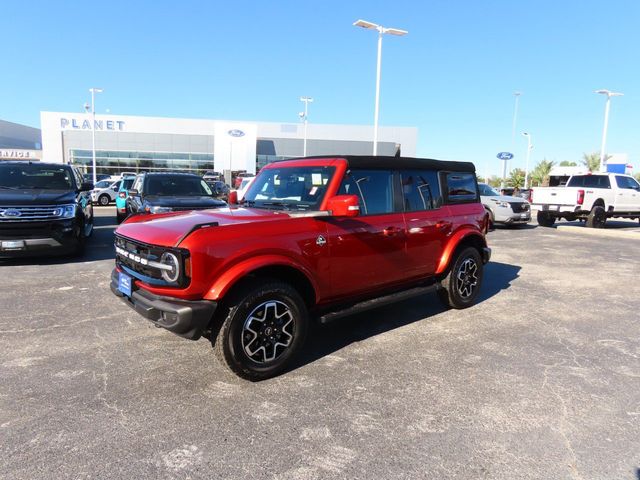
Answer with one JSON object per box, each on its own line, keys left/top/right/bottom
{"left": 121, "top": 178, "right": 135, "bottom": 190}
{"left": 478, "top": 183, "right": 498, "bottom": 196}
{"left": 145, "top": 176, "right": 212, "bottom": 196}
{"left": 338, "top": 169, "right": 395, "bottom": 215}
{"left": 401, "top": 170, "right": 440, "bottom": 211}
{"left": 567, "top": 175, "right": 610, "bottom": 188}
{"left": 615, "top": 176, "right": 640, "bottom": 189}
{"left": 444, "top": 173, "right": 478, "bottom": 203}
{"left": 0, "top": 164, "right": 75, "bottom": 190}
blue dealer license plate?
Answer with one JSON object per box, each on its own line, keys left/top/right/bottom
{"left": 118, "top": 272, "right": 132, "bottom": 297}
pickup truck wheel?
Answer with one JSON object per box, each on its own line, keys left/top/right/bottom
{"left": 437, "top": 247, "right": 483, "bottom": 309}
{"left": 586, "top": 206, "right": 606, "bottom": 228}
{"left": 536, "top": 210, "right": 556, "bottom": 227}
{"left": 213, "top": 280, "right": 308, "bottom": 381}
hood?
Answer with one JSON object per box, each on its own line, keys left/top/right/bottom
{"left": 144, "top": 195, "right": 226, "bottom": 208}
{"left": 116, "top": 206, "right": 292, "bottom": 247}
{"left": 0, "top": 189, "right": 76, "bottom": 205}
{"left": 483, "top": 194, "right": 527, "bottom": 203}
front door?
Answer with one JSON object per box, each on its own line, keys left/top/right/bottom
{"left": 615, "top": 175, "right": 640, "bottom": 212}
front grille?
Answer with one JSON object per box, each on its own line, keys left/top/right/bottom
{"left": 0, "top": 205, "right": 65, "bottom": 222}
{"left": 114, "top": 234, "right": 189, "bottom": 287}
{"left": 510, "top": 202, "right": 530, "bottom": 213}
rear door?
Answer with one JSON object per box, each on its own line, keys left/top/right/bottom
{"left": 400, "top": 169, "right": 448, "bottom": 278}
{"left": 326, "top": 169, "right": 409, "bottom": 299}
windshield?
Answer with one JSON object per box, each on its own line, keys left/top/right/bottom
{"left": 478, "top": 183, "right": 499, "bottom": 196}
{"left": 145, "top": 175, "right": 213, "bottom": 196}
{"left": 243, "top": 166, "right": 335, "bottom": 210}
{"left": 121, "top": 178, "right": 135, "bottom": 190}
{"left": 0, "top": 164, "right": 75, "bottom": 190}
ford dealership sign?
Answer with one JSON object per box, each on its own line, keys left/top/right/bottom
{"left": 496, "top": 152, "right": 514, "bottom": 160}
{"left": 228, "top": 129, "right": 245, "bottom": 137}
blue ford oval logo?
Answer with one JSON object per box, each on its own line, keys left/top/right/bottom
{"left": 2, "top": 209, "right": 22, "bottom": 218}
{"left": 496, "top": 152, "right": 514, "bottom": 160}
{"left": 228, "top": 129, "right": 245, "bottom": 138}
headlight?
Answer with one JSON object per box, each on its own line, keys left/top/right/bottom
{"left": 149, "top": 205, "right": 173, "bottom": 214}
{"left": 54, "top": 204, "right": 76, "bottom": 218}
{"left": 160, "top": 252, "right": 180, "bottom": 283}
{"left": 491, "top": 199, "right": 510, "bottom": 208}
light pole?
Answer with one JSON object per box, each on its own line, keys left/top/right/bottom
{"left": 522, "top": 132, "right": 532, "bottom": 189}
{"left": 595, "top": 89, "right": 623, "bottom": 172}
{"left": 89, "top": 87, "right": 103, "bottom": 185}
{"left": 299, "top": 96, "right": 313, "bottom": 156}
{"left": 353, "top": 19, "right": 407, "bottom": 156}
{"left": 503, "top": 91, "right": 521, "bottom": 188}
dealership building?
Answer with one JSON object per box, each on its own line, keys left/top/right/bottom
{"left": 40, "top": 112, "right": 418, "bottom": 176}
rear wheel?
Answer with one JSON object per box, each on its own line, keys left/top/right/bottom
{"left": 586, "top": 205, "right": 606, "bottom": 228}
{"left": 437, "top": 247, "right": 484, "bottom": 309}
{"left": 537, "top": 210, "right": 556, "bottom": 227}
{"left": 98, "top": 194, "right": 110, "bottom": 206}
{"left": 212, "top": 280, "right": 308, "bottom": 381}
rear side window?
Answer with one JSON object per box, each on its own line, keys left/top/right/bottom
{"left": 400, "top": 170, "right": 441, "bottom": 211}
{"left": 443, "top": 172, "right": 478, "bottom": 203}
{"left": 567, "top": 175, "right": 611, "bottom": 188}
{"left": 338, "top": 169, "right": 395, "bottom": 215}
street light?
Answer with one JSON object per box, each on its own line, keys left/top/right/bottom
{"left": 88, "top": 87, "right": 103, "bottom": 185}
{"left": 595, "top": 89, "right": 623, "bottom": 172}
{"left": 522, "top": 132, "right": 532, "bottom": 189}
{"left": 503, "top": 91, "right": 521, "bottom": 188}
{"left": 299, "top": 96, "right": 313, "bottom": 156}
{"left": 353, "top": 19, "right": 407, "bottom": 156}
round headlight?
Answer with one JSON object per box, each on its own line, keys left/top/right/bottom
{"left": 160, "top": 252, "right": 180, "bottom": 283}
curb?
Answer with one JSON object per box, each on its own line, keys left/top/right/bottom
{"left": 556, "top": 224, "right": 640, "bottom": 239}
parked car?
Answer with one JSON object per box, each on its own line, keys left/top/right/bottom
{"left": 111, "top": 155, "right": 491, "bottom": 380}
{"left": 203, "top": 170, "right": 222, "bottom": 183}
{"left": 234, "top": 171, "right": 254, "bottom": 189}
{"left": 0, "top": 162, "right": 94, "bottom": 257}
{"left": 83, "top": 173, "right": 111, "bottom": 183}
{"left": 208, "top": 180, "right": 230, "bottom": 201}
{"left": 125, "top": 172, "right": 226, "bottom": 216}
{"left": 91, "top": 180, "right": 121, "bottom": 206}
{"left": 478, "top": 183, "right": 531, "bottom": 226}
{"left": 236, "top": 175, "right": 256, "bottom": 201}
{"left": 116, "top": 175, "right": 137, "bottom": 224}
{"left": 531, "top": 173, "right": 640, "bottom": 227}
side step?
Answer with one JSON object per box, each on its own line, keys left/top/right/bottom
{"left": 317, "top": 284, "right": 438, "bottom": 324}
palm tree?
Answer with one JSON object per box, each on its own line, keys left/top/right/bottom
{"left": 507, "top": 168, "right": 526, "bottom": 188}
{"left": 559, "top": 160, "right": 577, "bottom": 166}
{"left": 582, "top": 152, "right": 610, "bottom": 172}
{"left": 529, "top": 159, "right": 555, "bottom": 186}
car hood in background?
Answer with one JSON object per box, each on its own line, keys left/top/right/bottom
{"left": 0, "top": 189, "right": 76, "bottom": 205}
{"left": 144, "top": 195, "right": 226, "bottom": 209}
{"left": 481, "top": 194, "right": 528, "bottom": 204}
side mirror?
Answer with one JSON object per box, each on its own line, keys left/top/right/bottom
{"left": 80, "top": 182, "right": 94, "bottom": 192}
{"left": 228, "top": 190, "right": 238, "bottom": 205}
{"left": 327, "top": 195, "right": 360, "bottom": 217}
{"left": 128, "top": 189, "right": 139, "bottom": 197}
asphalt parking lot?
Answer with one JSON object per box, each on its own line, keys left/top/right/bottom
{"left": 1, "top": 208, "right": 639, "bottom": 480}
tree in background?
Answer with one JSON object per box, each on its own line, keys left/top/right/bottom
{"left": 582, "top": 152, "right": 610, "bottom": 172}
{"left": 476, "top": 174, "right": 501, "bottom": 187}
{"left": 559, "top": 160, "right": 577, "bottom": 166}
{"left": 507, "top": 168, "right": 526, "bottom": 188}
{"left": 635, "top": 172, "right": 640, "bottom": 183}
{"left": 529, "top": 159, "right": 556, "bottom": 186}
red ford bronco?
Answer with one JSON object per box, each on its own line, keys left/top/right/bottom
{"left": 111, "top": 156, "right": 490, "bottom": 380}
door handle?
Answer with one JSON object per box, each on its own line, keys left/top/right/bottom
{"left": 383, "top": 226, "right": 400, "bottom": 237}
{"left": 435, "top": 221, "right": 452, "bottom": 231}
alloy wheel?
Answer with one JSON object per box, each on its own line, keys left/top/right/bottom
{"left": 455, "top": 258, "right": 478, "bottom": 299}
{"left": 241, "top": 301, "right": 295, "bottom": 364}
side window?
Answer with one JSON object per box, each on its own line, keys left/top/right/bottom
{"left": 338, "top": 169, "right": 395, "bottom": 215}
{"left": 443, "top": 172, "right": 478, "bottom": 203}
{"left": 616, "top": 176, "right": 639, "bottom": 189}
{"left": 400, "top": 170, "right": 441, "bottom": 211}
{"left": 583, "top": 175, "right": 610, "bottom": 188}
{"left": 132, "top": 176, "right": 143, "bottom": 192}
{"left": 567, "top": 176, "right": 585, "bottom": 187}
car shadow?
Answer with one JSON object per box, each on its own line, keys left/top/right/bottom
{"left": 0, "top": 213, "right": 117, "bottom": 266}
{"left": 291, "top": 261, "right": 521, "bottom": 374}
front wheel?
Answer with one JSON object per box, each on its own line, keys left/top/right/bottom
{"left": 437, "top": 247, "right": 484, "bottom": 309}
{"left": 212, "top": 280, "right": 309, "bottom": 381}
{"left": 98, "top": 194, "right": 110, "bottom": 206}
{"left": 537, "top": 210, "right": 556, "bottom": 227}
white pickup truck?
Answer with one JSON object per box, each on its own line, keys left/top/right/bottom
{"left": 530, "top": 173, "right": 640, "bottom": 228}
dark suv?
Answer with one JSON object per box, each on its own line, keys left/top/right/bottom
{"left": 124, "top": 172, "right": 226, "bottom": 217}
{"left": 0, "top": 162, "right": 94, "bottom": 257}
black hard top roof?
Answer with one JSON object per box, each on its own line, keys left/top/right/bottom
{"left": 279, "top": 155, "right": 476, "bottom": 173}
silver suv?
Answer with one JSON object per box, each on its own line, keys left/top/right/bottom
{"left": 478, "top": 183, "right": 531, "bottom": 226}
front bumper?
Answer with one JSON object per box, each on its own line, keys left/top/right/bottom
{"left": 0, "top": 220, "right": 79, "bottom": 257}
{"left": 494, "top": 208, "right": 531, "bottom": 224}
{"left": 110, "top": 269, "right": 216, "bottom": 340}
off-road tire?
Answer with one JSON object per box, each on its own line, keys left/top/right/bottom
{"left": 212, "top": 280, "right": 309, "bottom": 381}
{"left": 586, "top": 205, "right": 606, "bottom": 228}
{"left": 537, "top": 210, "right": 556, "bottom": 227}
{"left": 437, "top": 247, "right": 484, "bottom": 309}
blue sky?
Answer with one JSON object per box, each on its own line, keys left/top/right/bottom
{"left": 2, "top": 0, "right": 638, "bottom": 176}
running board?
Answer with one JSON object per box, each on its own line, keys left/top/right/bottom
{"left": 317, "top": 284, "right": 438, "bottom": 325}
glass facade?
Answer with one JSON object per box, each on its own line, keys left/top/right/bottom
{"left": 69, "top": 149, "right": 214, "bottom": 175}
